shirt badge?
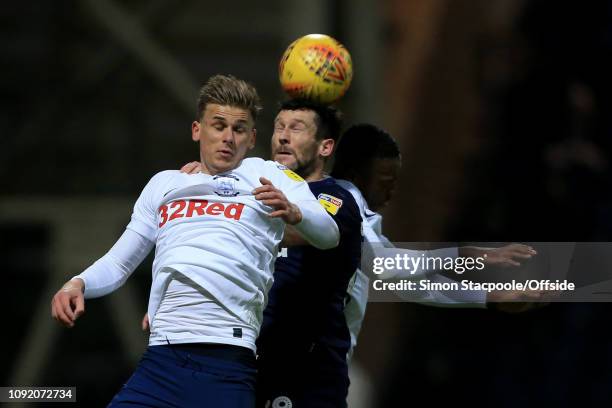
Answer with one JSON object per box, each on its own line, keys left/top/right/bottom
{"left": 213, "top": 174, "right": 240, "bottom": 197}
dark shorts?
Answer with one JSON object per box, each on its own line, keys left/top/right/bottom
{"left": 108, "top": 344, "right": 256, "bottom": 407}
{"left": 256, "top": 343, "right": 349, "bottom": 408}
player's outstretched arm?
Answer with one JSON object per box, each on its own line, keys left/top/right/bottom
{"left": 77, "top": 229, "right": 154, "bottom": 298}
{"left": 254, "top": 177, "right": 339, "bottom": 249}
{"left": 50, "top": 229, "right": 154, "bottom": 328}
{"left": 51, "top": 278, "right": 85, "bottom": 328}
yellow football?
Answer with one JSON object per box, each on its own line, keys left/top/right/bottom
{"left": 279, "top": 34, "right": 353, "bottom": 105}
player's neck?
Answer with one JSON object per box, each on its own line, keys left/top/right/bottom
{"left": 199, "top": 160, "right": 240, "bottom": 176}
{"left": 304, "top": 166, "right": 325, "bottom": 182}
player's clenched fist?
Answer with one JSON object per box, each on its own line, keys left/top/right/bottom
{"left": 253, "top": 177, "right": 302, "bottom": 225}
{"left": 51, "top": 278, "right": 85, "bottom": 328}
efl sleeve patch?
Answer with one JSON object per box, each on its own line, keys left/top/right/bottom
{"left": 318, "top": 193, "right": 343, "bottom": 215}
{"left": 283, "top": 169, "right": 305, "bottom": 182}
{"left": 276, "top": 163, "right": 305, "bottom": 182}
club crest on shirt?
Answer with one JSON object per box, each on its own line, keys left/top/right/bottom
{"left": 276, "top": 163, "right": 304, "bottom": 182}
{"left": 213, "top": 174, "right": 239, "bottom": 197}
{"left": 317, "top": 193, "right": 343, "bottom": 215}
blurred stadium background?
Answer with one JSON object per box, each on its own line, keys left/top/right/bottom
{"left": 2, "top": 0, "right": 612, "bottom": 406}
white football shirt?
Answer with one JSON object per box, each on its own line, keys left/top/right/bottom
{"left": 78, "top": 158, "right": 336, "bottom": 351}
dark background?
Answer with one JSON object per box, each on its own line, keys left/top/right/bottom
{"left": 2, "top": 1, "right": 612, "bottom": 407}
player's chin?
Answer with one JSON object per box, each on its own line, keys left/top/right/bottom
{"left": 211, "top": 157, "right": 238, "bottom": 173}
{"left": 274, "top": 154, "right": 296, "bottom": 169}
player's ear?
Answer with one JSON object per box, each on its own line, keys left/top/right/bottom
{"left": 191, "top": 121, "right": 201, "bottom": 142}
{"left": 319, "top": 138, "right": 335, "bottom": 159}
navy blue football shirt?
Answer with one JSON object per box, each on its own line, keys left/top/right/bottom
{"left": 257, "top": 177, "right": 362, "bottom": 354}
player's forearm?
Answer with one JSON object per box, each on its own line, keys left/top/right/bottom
{"left": 292, "top": 200, "right": 340, "bottom": 249}
{"left": 280, "top": 225, "right": 309, "bottom": 247}
{"left": 75, "top": 228, "right": 154, "bottom": 298}
{"left": 458, "top": 246, "right": 491, "bottom": 258}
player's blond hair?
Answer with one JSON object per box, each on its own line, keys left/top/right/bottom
{"left": 196, "top": 74, "right": 262, "bottom": 121}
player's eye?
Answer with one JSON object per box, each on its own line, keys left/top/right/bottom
{"left": 212, "top": 122, "right": 225, "bottom": 131}
{"left": 234, "top": 126, "right": 246, "bottom": 134}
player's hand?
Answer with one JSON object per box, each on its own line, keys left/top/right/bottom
{"left": 484, "top": 244, "right": 537, "bottom": 267}
{"left": 461, "top": 244, "right": 536, "bottom": 267}
{"left": 141, "top": 313, "right": 150, "bottom": 332}
{"left": 51, "top": 278, "right": 85, "bottom": 328}
{"left": 180, "top": 161, "right": 202, "bottom": 174}
{"left": 487, "top": 289, "right": 552, "bottom": 313}
{"left": 253, "top": 177, "right": 302, "bottom": 225}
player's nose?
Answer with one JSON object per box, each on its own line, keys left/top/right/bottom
{"left": 221, "top": 128, "right": 236, "bottom": 144}
{"left": 279, "top": 129, "right": 291, "bottom": 143}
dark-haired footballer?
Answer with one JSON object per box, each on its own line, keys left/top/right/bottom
{"left": 256, "top": 99, "right": 362, "bottom": 408}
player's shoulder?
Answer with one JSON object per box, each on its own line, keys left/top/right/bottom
{"left": 310, "top": 177, "right": 360, "bottom": 217}
{"left": 335, "top": 179, "right": 368, "bottom": 215}
{"left": 310, "top": 178, "right": 357, "bottom": 204}
{"left": 246, "top": 158, "right": 306, "bottom": 183}
{"left": 240, "top": 157, "right": 266, "bottom": 168}
{"left": 153, "top": 169, "right": 181, "bottom": 177}
{"left": 142, "top": 170, "right": 190, "bottom": 195}
{"left": 240, "top": 157, "right": 286, "bottom": 169}
{"left": 134, "top": 170, "right": 183, "bottom": 204}
{"left": 148, "top": 169, "right": 181, "bottom": 184}
{"left": 239, "top": 157, "right": 280, "bottom": 175}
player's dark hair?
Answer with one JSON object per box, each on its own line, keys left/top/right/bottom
{"left": 278, "top": 98, "right": 343, "bottom": 142}
{"left": 331, "top": 124, "right": 400, "bottom": 180}
{"left": 197, "top": 74, "right": 262, "bottom": 121}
